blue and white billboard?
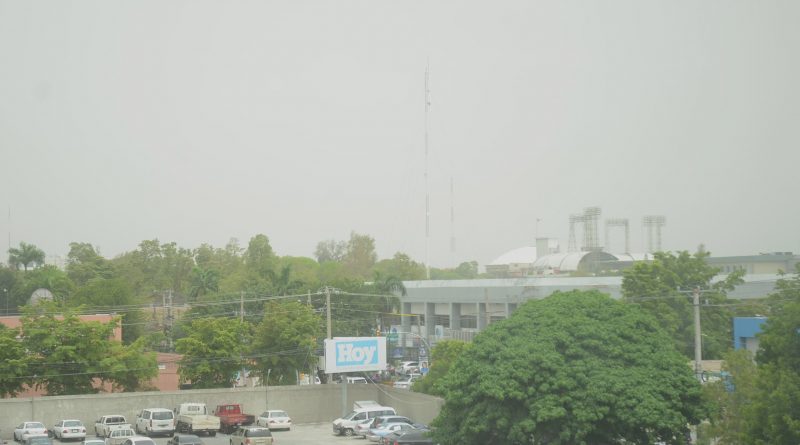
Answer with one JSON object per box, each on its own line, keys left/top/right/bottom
{"left": 324, "top": 337, "right": 387, "bottom": 373}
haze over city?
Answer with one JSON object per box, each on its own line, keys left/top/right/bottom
{"left": 2, "top": 1, "right": 798, "bottom": 268}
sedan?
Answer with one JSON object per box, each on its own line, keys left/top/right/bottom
{"left": 255, "top": 411, "right": 291, "bottom": 431}
{"left": 381, "top": 429, "right": 435, "bottom": 445}
{"left": 367, "top": 423, "right": 418, "bottom": 443}
{"left": 53, "top": 420, "right": 87, "bottom": 441}
{"left": 15, "top": 422, "right": 48, "bottom": 442}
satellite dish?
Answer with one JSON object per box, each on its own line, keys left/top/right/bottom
{"left": 30, "top": 288, "right": 55, "bottom": 305}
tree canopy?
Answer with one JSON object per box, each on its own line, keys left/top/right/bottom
{"left": 621, "top": 249, "right": 743, "bottom": 359}
{"left": 431, "top": 290, "right": 704, "bottom": 445}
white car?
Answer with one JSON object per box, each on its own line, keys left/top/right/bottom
{"left": 14, "top": 422, "right": 48, "bottom": 442}
{"left": 104, "top": 429, "right": 135, "bottom": 445}
{"left": 53, "top": 420, "right": 87, "bottom": 441}
{"left": 393, "top": 375, "right": 420, "bottom": 390}
{"left": 397, "top": 361, "right": 419, "bottom": 374}
{"left": 135, "top": 408, "right": 175, "bottom": 437}
{"left": 255, "top": 410, "right": 291, "bottom": 431}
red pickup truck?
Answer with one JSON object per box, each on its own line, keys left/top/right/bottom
{"left": 213, "top": 404, "right": 255, "bottom": 434}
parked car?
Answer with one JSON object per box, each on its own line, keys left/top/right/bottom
{"left": 135, "top": 408, "right": 175, "bottom": 437}
{"left": 22, "top": 436, "right": 52, "bottom": 445}
{"left": 369, "top": 416, "right": 413, "bottom": 430}
{"left": 367, "top": 423, "right": 418, "bottom": 443}
{"left": 166, "top": 434, "right": 203, "bottom": 445}
{"left": 228, "top": 427, "right": 273, "bottom": 445}
{"left": 15, "top": 422, "right": 48, "bottom": 442}
{"left": 103, "top": 429, "right": 135, "bottom": 445}
{"left": 119, "top": 437, "right": 156, "bottom": 445}
{"left": 52, "top": 420, "right": 87, "bottom": 441}
{"left": 381, "top": 429, "right": 435, "bottom": 445}
{"left": 354, "top": 418, "right": 375, "bottom": 438}
{"left": 255, "top": 411, "right": 291, "bottom": 431}
{"left": 174, "top": 403, "right": 220, "bottom": 437}
{"left": 82, "top": 440, "right": 105, "bottom": 445}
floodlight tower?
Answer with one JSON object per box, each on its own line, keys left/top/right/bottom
{"left": 582, "top": 207, "right": 602, "bottom": 251}
{"left": 643, "top": 215, "right": 666, "bottom": 253}
{"left": 568, "top": 214, "right": 582, "bottom": 253}
{"left": 605, "top": 218, "right": 630, "bottom": 253}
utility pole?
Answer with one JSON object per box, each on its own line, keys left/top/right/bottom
{"left": 167, "top": 289, "right": 174, "bottom": 350}
{"left": 326, "top": 287, "right": 332, "bottom": 339}
{"left": 693, "top": 287, "right": 703, "bottom": 382}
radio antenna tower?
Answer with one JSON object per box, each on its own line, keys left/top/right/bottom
{"left": 450, "top": 177, "right": 456, "bottom": 265}
{"left": 424, "top": 60, "right": 432, "bottom": 279}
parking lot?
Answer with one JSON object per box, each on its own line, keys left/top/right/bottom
{"left": 4, "top": 425, "right": 371, "bottom": 445}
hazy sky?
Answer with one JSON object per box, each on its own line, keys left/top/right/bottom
{"left": 1, "top": 1, "right": 799, "bottom": 269}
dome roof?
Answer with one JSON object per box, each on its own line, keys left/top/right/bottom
{"left": 532, "top": 251, "right": 619, "bottom": 273}
{"left": 489, "top": 246, "right": 537, "bottom": 266}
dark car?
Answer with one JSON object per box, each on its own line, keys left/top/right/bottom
{"left": 167, "top": 435, "right": 203, "bottom": 445}
{"left": 381, "top": 429, "right": 435, "bottom": 445}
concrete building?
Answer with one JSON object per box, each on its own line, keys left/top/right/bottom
{"left": 397, "top": 273, "right": 783, "bottom": 350}
{"left": 733, "top": 317, "right": 768, "bottom": 354}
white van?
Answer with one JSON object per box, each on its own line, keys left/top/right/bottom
{"left": 135, "top": 408, "right": 175, "bottom": 437}
{"left": 331, "top": 405, "right": 396, "bottom": 436}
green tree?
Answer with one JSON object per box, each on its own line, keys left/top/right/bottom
{"left": 0, "top": 324, "right": 29, "bottom": 397}
{"left": 431, "top": 290, "right": 704, "bottom": 445}
{"left": 621, "top": 249, "right": 744, "bottom": 359}
{"left": 700, "top": 349, "right": 759, "bottom": 444}
{"left": 21, "top": 303, "right": 117, "bottom": 395}
{"left": 188, "top": 267, "right": 220, "bottom": 300}
{"left": 372, "top": 252, "right": 426, "bottom": 281}
{"left": 245, "top": 234, "right": 276, "bottom": 277}
{"left": 100, "top": 337, "right": 159, "bottom": 392}
{"left": 314, "top": 239, "right": 346, "bottom": 263}
{"left": 413, "top": 339, "right": 471, "bottom": 396}
{"left": 251, "top": 300, "right": 322, "bottom": 385}
{"left": 744, "top": 274, "right": 800, "bottom": 445}
{"left": 8, "top": 242, "right": 45, "bottom": 271}
{"left": 16, "top": 265, "right": 75, "bottom": 304}
{"left": 66, "top": 242, "right": 113, "bottom": 286}
{"left": 431, "top": 261, "right": 481, "bottom": 280}
{"left": 342, "top": 232, "right": 377, "bottom": 279}
{"left": 69, "top": 278, "right": 145, "bottom": 344}
{"left": 176, "top": 317, "right": 250, "bottom": 388}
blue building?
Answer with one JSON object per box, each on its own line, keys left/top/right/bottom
{"left": 733, "top": 317, "right": 767, "bottom": 354}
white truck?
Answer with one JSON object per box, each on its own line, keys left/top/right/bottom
{"left": 174, "top": 403, "right": 220, "bottom": 437}
{"left": 94, "top": 416, "right": 131, "bottom": 438}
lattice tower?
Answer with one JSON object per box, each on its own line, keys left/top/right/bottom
{"left": 643, "top": 215, "right": 666, "bottom": 253}
{"left": 605, "top": 218, "right": 630, "bottom": 253}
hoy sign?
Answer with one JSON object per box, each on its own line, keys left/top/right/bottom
{"left": 324, "top": 337, "right": 387, "bottom": 373}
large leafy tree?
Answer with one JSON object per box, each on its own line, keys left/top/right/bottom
{"left": 743, "top": 270, "right": 800, "bottom": 444}
{"left": 69, "top": 278, "right": 145, "bottom": 344}
{"left": 8, "top": 241, "right": 45, "bottom": 271}
{"left": 188, "top": 267, "right": 220, "bottom": 300}
{"left": 66, "top": 242, "right": 113, "bottom": 286}
{"left": 431, "top": 290, "right": 704, "bottom": 445}
{"left": 0, "top": 324, "right": 29, "bottom": 397}
{"left": 413, "top": 339, "right": 471, "bottom": 396}
{"left": 342, "top": 232, "right": 377, "bottom": 279}
{"left": 251, "top": 300, "right": 322, "bottom": 385}
{"left": 621, "top": 249, "right": 744, "bottom": 359}
{"left": 175, "top": 317, "right": 250, "bottom": 388}
{"left": 100, "top": 337, "right": 159, "bottom": 392}
{"left": 20, "top": 303, "right": 156, "bottom": 395}
{"left": 700, "top": 349, "right": 759, "bottom": 444}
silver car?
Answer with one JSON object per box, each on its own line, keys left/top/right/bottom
{"left": 53, "top": 420, "right": 87, "bottom": 441}
{"left": 14, "top": 422, "right": 48, "bottom": 442}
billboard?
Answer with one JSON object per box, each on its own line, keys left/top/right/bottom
{"left": 324, "top": 337, "right": 387, "bottom": 373}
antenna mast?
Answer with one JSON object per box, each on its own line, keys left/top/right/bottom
{"left": 425, "top": 61, "right": 431, "bottom": 279}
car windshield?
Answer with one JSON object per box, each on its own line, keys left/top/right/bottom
{"left": 28, "top": 423, "right": 45, "bottom": 429}
{"left": 152, "top": 412, "right": 172, "bottom": 420}
{"left": 64, "top": 421, "right": 82, "bottom": 427}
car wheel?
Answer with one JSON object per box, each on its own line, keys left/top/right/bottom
{"left": 344, "top": 429, "right": 354, "bottom": 437}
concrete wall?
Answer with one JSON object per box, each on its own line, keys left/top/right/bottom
{"left": 0, "top": 384, "right": 442, "bottom": 440}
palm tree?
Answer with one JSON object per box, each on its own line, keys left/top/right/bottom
{"left": 188, "top": 267, "right": 219, "bottom": 300}
{"left": 8, "top": 242, "right": 45, "bottom": 271}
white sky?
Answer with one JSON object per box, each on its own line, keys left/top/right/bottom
{"left": 1, "top": 0, "right": 799, "bottom": 268}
